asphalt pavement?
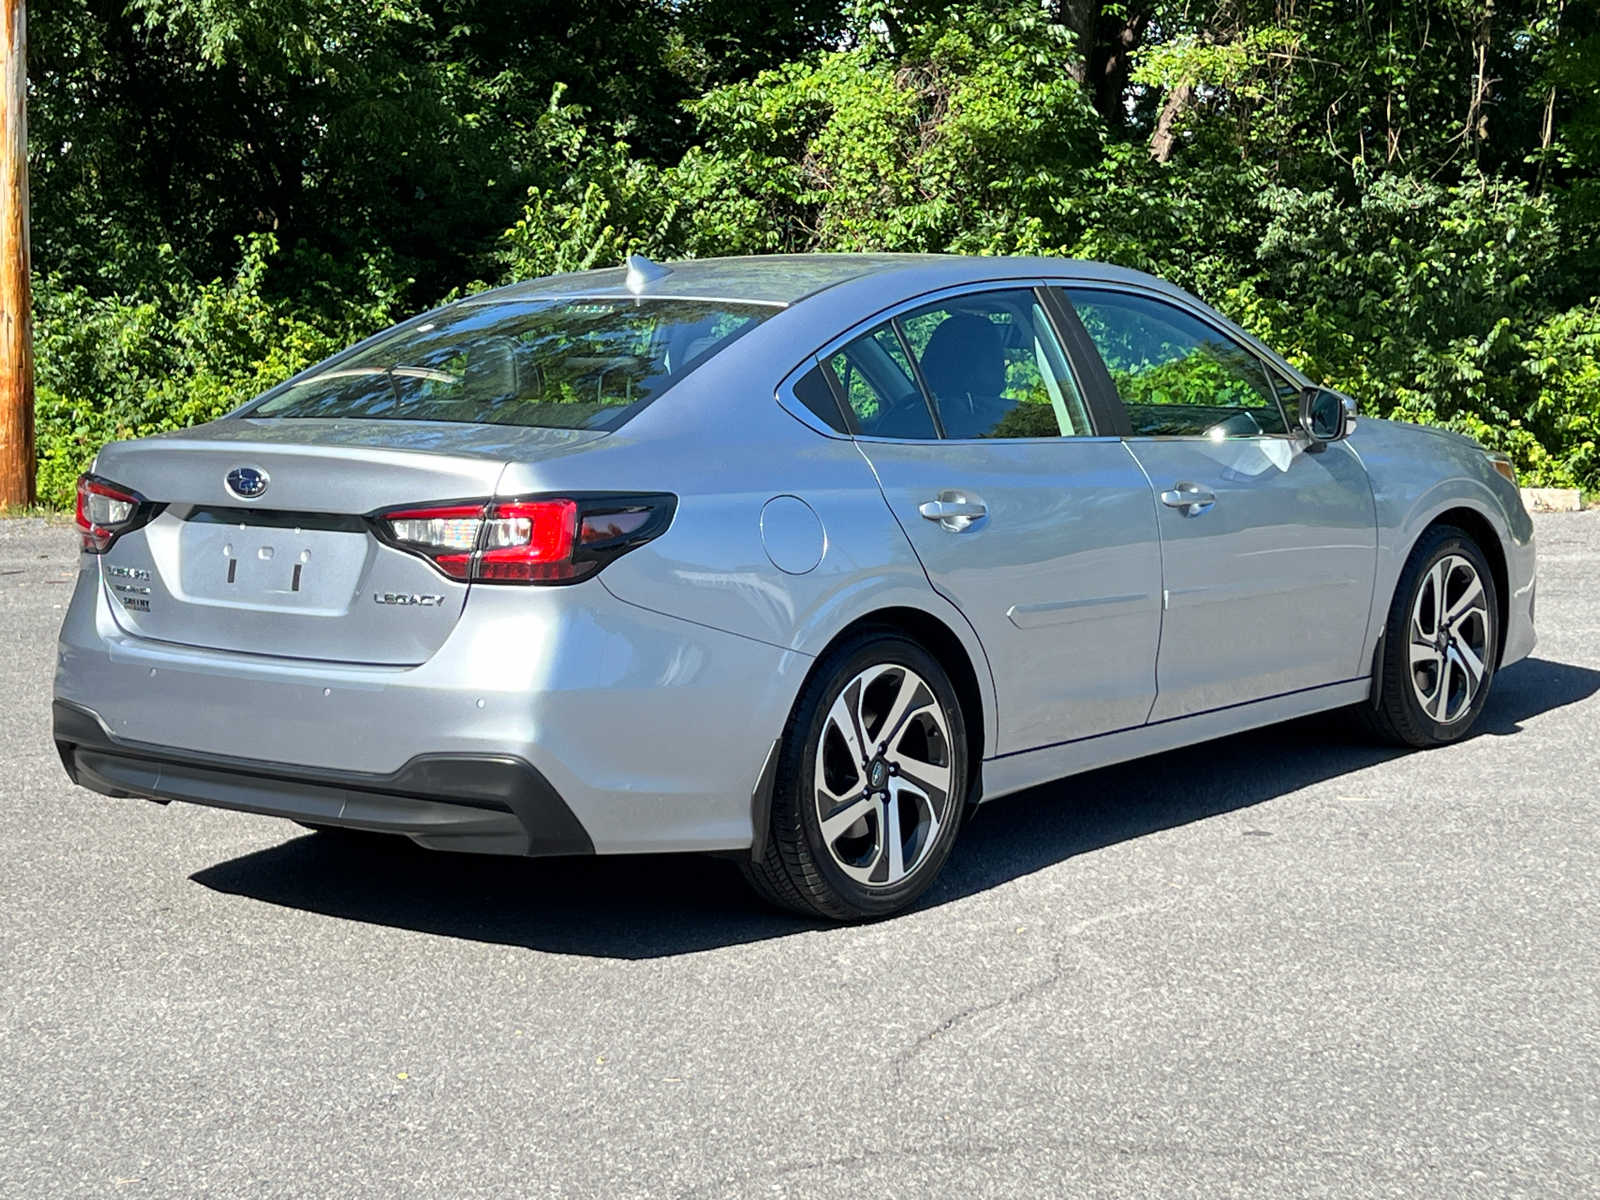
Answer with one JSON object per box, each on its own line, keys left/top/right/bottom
{"left": 2, "top": 512, "right": 1597, "bottom": 1199}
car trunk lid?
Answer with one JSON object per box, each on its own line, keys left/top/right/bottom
{"left": 89, "top": 419, "right": 607, "bottom": 664}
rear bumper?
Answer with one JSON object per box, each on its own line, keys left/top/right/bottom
{"left": 54, "top": 566, "right": 807, "bottom": 854}
{"left": 54, "top": 700, "right": 593, "bottom": 857}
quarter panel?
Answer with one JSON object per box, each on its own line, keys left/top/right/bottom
{"left": 585, "top": 423, "right": 1003, "bottom": 758}
{"left": 591, "top": 431, "right": 915, "bottom": 649}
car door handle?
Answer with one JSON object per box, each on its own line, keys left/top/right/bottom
{"left": 1160, "top": 482, "right": 1216, "bottom": 517}
{"left": 919, "top": 493, "right": 987, "bottom": 532}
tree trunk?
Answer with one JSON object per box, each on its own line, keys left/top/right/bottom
{"left": 1150, "top": 82, "right": 1195, "bottom": 162}
{"left": 0, "top": 0, "right": 32, "bottom": 509}
{"left": 1056, "top": 0, "right": 1153, "bottom": 126}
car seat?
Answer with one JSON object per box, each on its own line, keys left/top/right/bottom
{"left": 917, "top": 313, "right": 1012, "bottom": 438}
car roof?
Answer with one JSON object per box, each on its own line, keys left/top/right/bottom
{"left": 480, "top": 253, "right": 1157, "bottom": 308}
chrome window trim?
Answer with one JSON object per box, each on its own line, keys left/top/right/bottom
{"left": 775, "top": 356, "right": 855, "bottom": 440}
{"left": 787, "top": 279, "right": 1051, "bottom": 388}
{"left": 1117, "top": 436, "right": 1304, "bottom": 447}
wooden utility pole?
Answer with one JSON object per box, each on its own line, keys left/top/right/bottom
{"left": 0, "top": 0, "right": 32, "bottom": 508}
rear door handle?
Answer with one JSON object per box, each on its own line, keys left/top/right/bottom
{"left": 1160, "top": 482, "right": 1216, "bottom": 517}
{"left": 919, "top": 492, "right": 987, "bottom": 532}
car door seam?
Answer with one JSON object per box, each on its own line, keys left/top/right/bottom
{"left": 1120, "top": 439, "right": 1167, "bottom": 726}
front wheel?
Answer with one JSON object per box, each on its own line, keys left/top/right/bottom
{"left": 1360, "top": 525, "right": 1499, "bottom": 748}
{"left": 743, "top": 631, "right": 968, "bottom": 921}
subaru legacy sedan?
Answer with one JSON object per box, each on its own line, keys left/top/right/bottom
{"left": 54, "top": 254, "right": 1535, "bottom": 920}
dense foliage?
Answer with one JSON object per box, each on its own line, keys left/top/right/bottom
{"left": 27, "top": 0, "right": 1600, "bottom": 504}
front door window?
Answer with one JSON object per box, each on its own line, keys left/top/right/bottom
{"left": 1064, "top": 288, "right": 1288, "bottom": 439}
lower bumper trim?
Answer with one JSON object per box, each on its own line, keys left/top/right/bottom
{"left": 53, "top": 700, "right": 595, "bottom": 858}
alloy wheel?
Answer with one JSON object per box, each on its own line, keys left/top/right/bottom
{"left": 1408, "top": 553, "right": 1491, "bottom": 725}
{"left": 812, "top": 664, "right": 954, "bottom": 888}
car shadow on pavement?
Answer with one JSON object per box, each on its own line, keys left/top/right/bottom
{"left": 191, "top": 655, "right": 1599, "bottom": 959}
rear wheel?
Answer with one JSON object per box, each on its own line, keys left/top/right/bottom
{"left": 743, "top": 630, "right": 968, "bottom": 921}
{"left": 1360, "top": 525, "right": 1498, "bottom": 748}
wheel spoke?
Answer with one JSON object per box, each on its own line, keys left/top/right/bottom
{"left": 1429, "top": 655, "right": 1456, "bottom": 720}
{"left": 1409, "top": 640, "right": 1442, "bottom": 671}
{"left": 826, "top": 688, "right": 869, "bottom": 768}
{"left": 819, "top": 794, "right": 876, "bottom": 843}
{"left": 1443, "top": 570, "right": 1484, "bottom": 626}
{"left": 868, "top": 666, "right": 933, "bottom": 754}
{"left": 1422, "top": 561, "right": 1447, "bottom": 635}
{"left": 883, "top": 793, "right": 906, "bottom": 884}
{"left": 1455, "top": 637, "right": 1486, "bottom": 684}
{"left": 906, "top": 778, "right": 941, "bottom": 856}
{"left": 1410, "top": 611, "right": 1433, "bottom": 647}
{"left": 894, "top": 760, "right": 951, "bottom": 804}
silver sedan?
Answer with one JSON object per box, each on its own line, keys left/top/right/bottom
{"left": 54, "top": 254, "right": 1536, "bottom": 919}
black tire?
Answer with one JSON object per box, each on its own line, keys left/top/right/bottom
{"left": 742, "top": 629, "right": 969, "bottom": 921}
{"left": 1358, "top": 524, "right": 1499, "bottom": 748}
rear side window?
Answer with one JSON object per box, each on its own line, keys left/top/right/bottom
{"left": 248, "top": 298, "right": 774, "bottom": 430}
{"left": 792, "top": 363, "right": 852, "bottom": 434}
{"left": 825, "top": 328, "right": 940, "bottom": 440}
{"left": 817, "top": 288, "right": 1095, "bottom": 441}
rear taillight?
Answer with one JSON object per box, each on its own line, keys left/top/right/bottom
{"left": 372, "top": 494, "right": 675, "bottom": 585}
{"left": 75, "top": 474, "right": 153, "bottom": 554}
{"left": 379, "top": 505, "right": 484, "bottom": 579}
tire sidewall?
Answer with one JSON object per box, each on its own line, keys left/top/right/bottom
{"left": 784, "top": 632, "right": 968, "bottom": 919}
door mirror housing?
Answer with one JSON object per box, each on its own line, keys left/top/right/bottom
{"left": 1298, "top": 386, "right": 1356, "bottom": 449}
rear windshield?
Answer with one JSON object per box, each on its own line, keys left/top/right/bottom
{"left": 245, "top": 297, "right": 774, "bottom": 430}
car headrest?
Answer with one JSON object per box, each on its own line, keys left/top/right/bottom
{"left": 919, "top": 313, "right": 1006, "bottom": 399}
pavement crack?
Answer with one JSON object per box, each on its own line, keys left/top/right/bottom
{"left": 892, "top": 949, "right": 1068, "bottom": 1071}
{"left": 893, "top": 893, "right": 1203, "bottom": 1073}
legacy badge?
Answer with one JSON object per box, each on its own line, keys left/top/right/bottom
{"left": 375, "top": 592, "right": 445, "bottom": 607}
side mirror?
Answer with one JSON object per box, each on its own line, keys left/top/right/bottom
{"left": 1298, "top": 386, "right": 1357, "bottom": 449}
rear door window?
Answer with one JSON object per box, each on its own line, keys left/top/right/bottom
{"left": 820, "top": 288, "right": 1095, "bottom": 441}
{"left": 248, "top": 298, "right": 774, "bottom": 430}
{"left": 893, "top": 290, "right": 1094, "bottom": 439}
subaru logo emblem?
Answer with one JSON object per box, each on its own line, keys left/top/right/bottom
{"left": 869, "top": 760, "right": 888, "bottom": 790}
{"left": 225, "top": 466, "right": 270, "bottom": 500}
